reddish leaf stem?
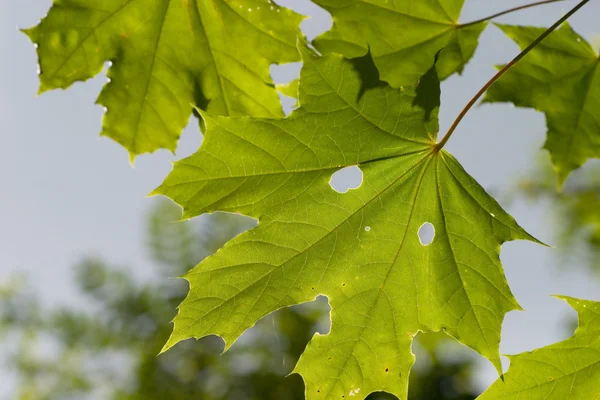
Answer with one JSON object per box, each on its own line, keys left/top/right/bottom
{"left": 459, "top": 0, "right": 566, "bottom": 28}
{"left": 436, "top": 0, "right": 591, "bottom": 151}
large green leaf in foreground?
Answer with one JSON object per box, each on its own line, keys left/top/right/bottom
{"left": 479, "top": 296, "right": 600, "bottom": 400}
{"left": 155, "top": 49, "right": 540, "bottom": 399}
{"left": 24, "top": 0, "right": 303, "bottom": 158}
{"left": 485, "top": 24, "right": 600, "bottom": 187}
{"left": 312, "top": 0, "right": 486, "bottom": 87}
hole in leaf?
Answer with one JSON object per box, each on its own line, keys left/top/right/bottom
{"left": 418, "top": 222, "right": 435, "bottom": 246}
{"left": 329, "top": 166, "right": 363, "bottom": 194}
{"left": 270, "top": 62, "right": 302, "bottom": 116}
{"left": 315, "top": 295, "right": 332, "bottom": 335}
{"left": 216, "top": 293, "right": 330, "bottom": 378}
{"left": 364, "top": 226, "right": 371, "bottom": 232}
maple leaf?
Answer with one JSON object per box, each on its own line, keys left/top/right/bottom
{"left": 23, "top": 0, "right": 303, "bottom": 158}
{"left": 484, "top": 23, "right": 600, "bottom": 187}
{"left": 153, "top": 48, "right": 541, "bottom": 399}
{"left": 479, "top": 296, "right": 600, "bottom": 400}
{"left": 311, "top": 0, "right": 486, "bottom": 87}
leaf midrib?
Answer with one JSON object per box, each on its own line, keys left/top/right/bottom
{"left": 319, "top": 155, "right": 433, "bottom": 400}
{"left": 130, "top": 0, "right": 171, "bottom": 152}
{"left": 163, "top": 148, "right": 429, "bottom": 188}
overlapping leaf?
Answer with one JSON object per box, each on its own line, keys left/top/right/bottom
{"left": 485, "top": 24, "right": 600, "bottom": 187}
{"left": 479, "top": 296, "right": 600, "bottom": 399}
{"left": 24, "top": 0, "right": 303, "bottom": 158}
{"left": 311, "top": 0, "right": 486, "bottom": 87}
{"left": 154, "top": 48, "right": 540, "bottom": 399}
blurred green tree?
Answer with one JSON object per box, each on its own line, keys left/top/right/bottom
{"left": 517, "top": 157, "right": 600, "bottom": 272}
{"left": 1, "top": 201, "right": 478, "bottom": 400}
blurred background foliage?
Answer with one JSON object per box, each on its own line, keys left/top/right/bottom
{"left": 1, "top": 201, "right": 479, "bottom": 400}
{"left": 516, "top": 156, "right": 600, "bottom": 273}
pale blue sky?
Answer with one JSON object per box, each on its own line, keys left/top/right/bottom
{"left": 1, "top": 0, "right": 599, "bottom": 397}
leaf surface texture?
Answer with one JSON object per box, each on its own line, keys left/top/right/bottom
{"left": 24, "top": 0, "right": 303, "bottom": 157}
{"left": 155, "top": 49, "right": 539, "bottom": 399}
{"left": 479, "top": 297, "right": 600, "bottom": 400}
{"left": 311, "top": 0, "right": 486, "bottom": 87}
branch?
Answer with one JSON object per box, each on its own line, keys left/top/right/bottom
{"left": 435, "top": 0, "right": 591, "bottom": 151}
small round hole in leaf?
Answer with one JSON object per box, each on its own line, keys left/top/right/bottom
{"left": 329, "top": 166, "right": 363, "bottom": 193}
{"left": 418, "top": 222, "right": 435, "bottom": 246}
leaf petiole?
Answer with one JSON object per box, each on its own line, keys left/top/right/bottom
{"left": 435, "top": 0, "right": 592, "bottom": 151}
{"left": 459, "top": 0, "right": 566, "bottom": 28}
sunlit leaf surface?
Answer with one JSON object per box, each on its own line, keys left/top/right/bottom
{"left": 155, "top": 49, "right": 540, "bottom": 400}
{"left": 24, "top": 0, "right": 303, "bottom": 158}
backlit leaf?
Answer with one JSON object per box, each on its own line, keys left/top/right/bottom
{"left": 311, "top": 0, "right": 486, "bottom": 87}
{"left": 484, "top": 24, "right": 600, "bottom": 187}
{"left": 23, "top": 0, "right": 303, "bottom": 158}
{"left": 479, "top": 296, "right": 600, "bottom": 400}
{"left": 154, "top": 49, "right": 540, "bottom": 399}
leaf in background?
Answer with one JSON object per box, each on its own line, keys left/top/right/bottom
{"left": 154, "top": 49, "right": 540, "bottom": 400}
{"left": 484, "top": 24, "right": 600, "bottom": 187}
{"left": 23, "top": 0, "right": 303, "bottom": 159}
{"left": 518, "top": 157, "right": 600, "bottom": 273}
{"left": 311, "top": 0, "right": 486, "bottom": 87}
{"left": 479, "top": 296, "right": 600, "bottom": 400}
{"left": 276, "top": 79, "right": 299, "bottom": 99}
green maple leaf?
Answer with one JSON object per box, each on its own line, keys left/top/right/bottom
{"left": 154, "top": 48, "right": 540, "bottom": 399}
{"left": 484, "top": 24, "right": 600, "bottom": 187}
{"left": 311, "top": 0, "right": 486, "bottom": 87}
{"left": 479, "top": 296, "right": 600, "bottom": 400}
{"left": 23, "top": 0, "right": 303, "bottom": 158}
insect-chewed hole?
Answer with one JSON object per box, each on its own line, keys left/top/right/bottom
{"left": 329, "top": 166, "right": 363, "bottom": 194}
{"left": 418, "top": 222, "right": 435, "bottom": 246}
